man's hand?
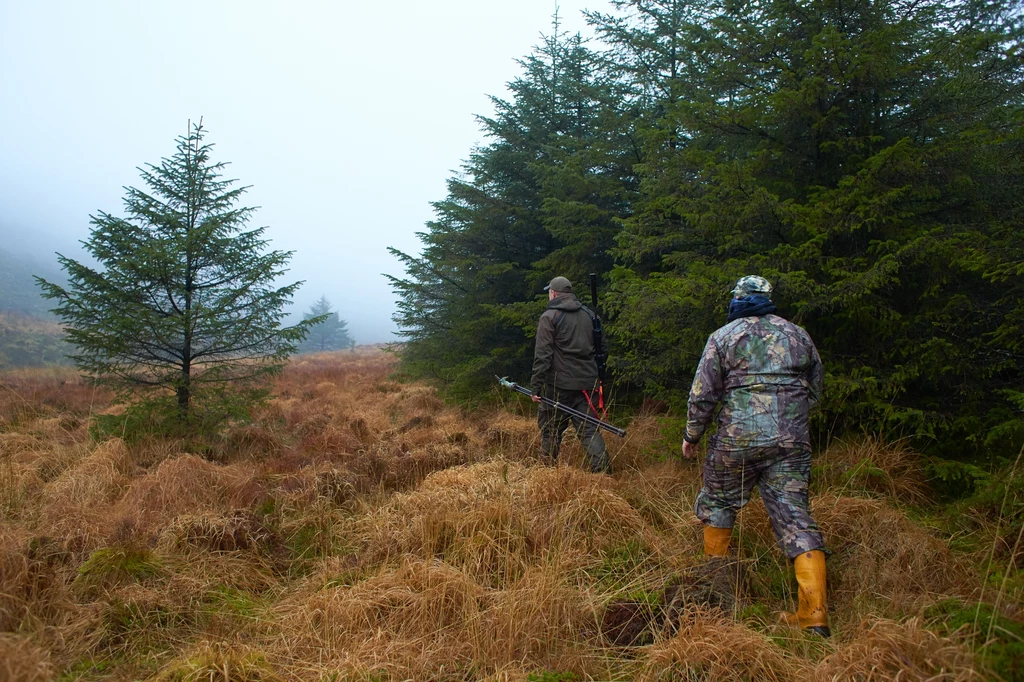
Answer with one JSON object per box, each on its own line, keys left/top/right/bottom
{"left": 532, "top": 395, "right": 542, "bottom": 403}
{"left": 682, "top": 440, "right": 699, "bottom": 459}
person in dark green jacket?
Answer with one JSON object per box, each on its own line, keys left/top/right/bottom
{"left": 530, "top": 276, "right": 611, "bottom": 474}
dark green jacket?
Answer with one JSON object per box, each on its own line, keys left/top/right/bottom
{"left": 530, "top": 293, "right": 606, "bottom": 394}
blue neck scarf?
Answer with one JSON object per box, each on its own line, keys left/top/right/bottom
{"left": 727, "top": 295, "right": 777, "bottom": 322}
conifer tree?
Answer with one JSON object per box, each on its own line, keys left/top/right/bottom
{"left": 602, "top": 0, "right": 1024, "bottom": 456}
{"left": 388, "top": 18, "right": 635, "bottom": 398}
{"left": 389, "top": 0, "right": 1023, "bottom": 460}
{"left": 37, "top": 121, "right": 314, "bottom": 435}
{"left": 298, "top": 296, "right": 352, "bottom": 352}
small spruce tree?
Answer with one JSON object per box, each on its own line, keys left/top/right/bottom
{"left": 37, "top": 121, "right": 315, "bottom": 437}
{"left": 298, "top": 296, "right": 353, "bottom": 352}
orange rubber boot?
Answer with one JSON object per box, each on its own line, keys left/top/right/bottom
{"left": 703, "top": 526, "right": 732, "bottom": 557}
{"left": 785, "top": 550, "right": 831, "bottom": 637}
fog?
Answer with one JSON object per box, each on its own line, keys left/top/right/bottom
{"left": 0, "top": 0, "right": 596, "bottom": 343}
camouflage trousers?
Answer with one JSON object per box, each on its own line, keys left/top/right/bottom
{"left": 694, "top": 446, "right": 824, "bottom": 559}
{"left": 538, "top": 388, "right": 610, "bottom": 474}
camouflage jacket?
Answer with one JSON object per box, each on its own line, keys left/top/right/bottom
{"left": 685, "top": 314, "right": 823, "bottom": 451}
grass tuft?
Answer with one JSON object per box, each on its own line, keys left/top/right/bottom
{"left": 75, "top": 546, "right": 163, "bottom": 596}
{"left": 153, "top": 641, "right": 280, "bottom": 681}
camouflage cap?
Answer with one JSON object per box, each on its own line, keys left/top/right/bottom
{"left": 731, "top": 275, "right": 773, "bottom": 297}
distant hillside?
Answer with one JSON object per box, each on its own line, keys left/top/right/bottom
{"left": 0, "top": 248, "right": 70, "bottom": 367}
{"left": 0, "top": 247, "right": 64, "bottom": 317}
{"left": 0, "top": 312, "right": 70, "bottom": 368}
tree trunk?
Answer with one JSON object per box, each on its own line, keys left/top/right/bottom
{"left": 177, "top": 371, "right": 190, "bottom": 417}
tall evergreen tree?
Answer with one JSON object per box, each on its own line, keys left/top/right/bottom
{"left": 602, "top": 0, "right": 1024, "bottom": 458}
{"left": 388, "top": 0, "right": 1023, "bottom": 461}
{"left": 388, "top": 18, "right": 637, "bottom": 398}
{"left": 298, "top": 296, "right": 352, "bottom": 352}
{"left": 37, "top": 121, "right": 314, "bottom": 435}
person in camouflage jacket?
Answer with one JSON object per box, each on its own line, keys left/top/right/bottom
{"left": 531, "top": 276, "right": 611, "bottom": 474}
{"left": 681, "top": 275, "right": 831, "bottom": 637}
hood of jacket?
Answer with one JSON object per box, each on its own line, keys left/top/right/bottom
{"left": 548, "top": 293, "right": 583, "bottom": 312}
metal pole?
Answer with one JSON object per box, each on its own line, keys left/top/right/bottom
{"left": 496, "top": 377, "right": 627, "bottom": 438}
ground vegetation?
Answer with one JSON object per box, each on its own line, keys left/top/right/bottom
{"left": 0, "top": 350, "right": 1020, "bottom": 680}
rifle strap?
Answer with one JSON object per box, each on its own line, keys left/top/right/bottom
{"left": 583, "top": 388, "right": 607, "bottom": 421}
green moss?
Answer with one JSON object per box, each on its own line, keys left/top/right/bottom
{"left": 283, "top": 511, "right": 353, "bottom": 577}
{"left": 740, "top": 602, "right": 771, "bottom": 624}
{"left": 735, "top": 534, "right": 792, "bottom": 603}
{"left": 155, "top": 646, "right": 278, "bottom": 681}
{"left": 287, "top": 521, "right": 338, "bottom": 563}
{"left": 100, "top": 598, "right": 194, "bottom": 651}
{"left": 925, "top": 599, "right": 1024, "bottom": 681}
{"left": 527, "top": 673, "right": 580, "bottom": 682}
{"left": 58, "top": 657, "right": 116, "bottom": 681}
{"left": 985, "top": 568, "right": 1024, "bottom": 606}
{"left": 256, "top": 497, "right": 277, "bottom": 518}
{"left": 289, "top": 523, "right": 322, "bottom": 559}
{"left": 203, "top": 585, "right": 261, "bottom": 618}
{"left": 621, "top": 588, "right": 662, "bottom": 607}
{"left": 591, "top": 539, "right": 653, "bottom": 592}
{"left": 75, "top": 547, "right": 163, "bottom": 594}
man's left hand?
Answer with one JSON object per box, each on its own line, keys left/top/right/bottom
{"left": 682, "top": 440, "right": 699, "bottom": 459}
{"left": 532, "top": 395, "right": 542, "bottom": 403}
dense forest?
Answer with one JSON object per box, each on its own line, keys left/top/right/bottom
{"left": 388, "top": 0, "right": 1024, "bottom": 466}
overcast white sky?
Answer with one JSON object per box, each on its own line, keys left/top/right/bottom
{"left": 0, "top": 0, "right": 600, "bottom": 342}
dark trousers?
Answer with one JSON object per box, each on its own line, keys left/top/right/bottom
{"left": 537, "top": 387, "right": 610, "bottom": 474}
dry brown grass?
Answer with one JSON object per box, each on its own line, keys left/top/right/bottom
{"left": 0, "top": 632, "right": 55, "bottom": 682}
{"left": 157, "top": 510, "right": 278, "bottom": 555}
{"left": 359, "top": 461, "right": 664, "bottom": 590}
{"left": 638, "top": 607, "right": 801, "bottom": 681}
{"left": 733, "top": 493, "right": 975, "bottom": 624}
{"left": 275, "top": 557, "right": 598, "bottom": 679}
{"left": 153, "top": 640, "right": 281, "bottom": 681}
{"left": 813, "top": 618, "right": 981, "bottom": 681}
{"left": 0, "top": 350, "right": 1017, "bottom": 681}
{"left": 814, "top": 496, "right": 973, "bottom": 613}
{"left": 37, "top": 438, "right": 131, "bottom": 542}
{"left": 0, "top": 365, "right": 108, "bottom": 427}
{"left": 815, "top": 436, "right": 931, "bottom": 505}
